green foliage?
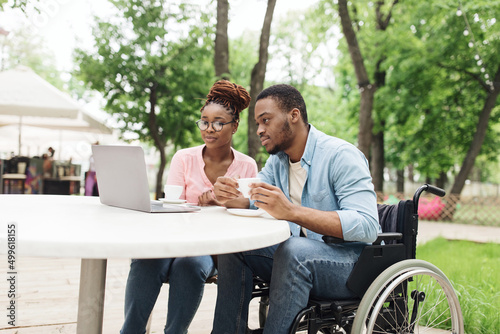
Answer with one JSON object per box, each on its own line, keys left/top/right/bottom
{"left": 269, "top": 6, "right": 340, "bottom": 90}
{"left": 263, "top": 6, "right": 357, "bottom": 144}
{"left": 318, "top": 0, "right": 500, "bottom": 183}
{"left": 301, "top": 84, "right": 358, "bottom": 143}
{"left": 0, "top": 24, "right": 64, "bottom": 89}
{"left": 74, "top": 0, "right": 216, "bottom": 149}
{"left": 228, "top": 33, "right": 259, "bottom": 155}
{"left": 0, "top": 0, "right": 35, "bottom": 11}
{"left": 417, "top": 238, "right": 500, "bottom": 333}
{"left": 228, "top": 14, "right": 356, "bottom": 155}
{"left": 387, "top": 0, "right": 500, "bottom": 178}
{"left": 228, "top": 32, "right": 259, "bottom": 87}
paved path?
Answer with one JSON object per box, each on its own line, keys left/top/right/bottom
{"left": 418, "top": 221, "right": 500, "bottom": 245}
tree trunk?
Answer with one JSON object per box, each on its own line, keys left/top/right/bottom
{"left": 396, "top": 169, "right": 404, "bottom": 194}
{"left": 148, "top": 82, "right": 167, "bottom": 200}
{"left": 371, "top": 129, "right": 384, "bottom": 192}
{"left": 247, "top": 0, "right": 277, "bottom": 168}
{"left": 214, "top": 0, "right": 229, "bottom": 79}
{"left": 407, "top": 164, "right": 415, "bottom": 183}
{"left": 436, "top": 171, "right": 447, "bottom": 190}
{"left": 444, "top": 64, "right": 500, "bottom": 219}
{"left": 450, "top": 64, "right": 500, "bottom": 195}
{"left": 371, "top": 57, "right": 387, "bottom": 191}
{"left": 337, "top": 0, "right": 374, "bottom": 160}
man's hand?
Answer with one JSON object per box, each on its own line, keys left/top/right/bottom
{"left": 249, "top": 182, "right": 297, "bottom": 221}
{"left": 250, "top": 182, "right": 344, "bottom": 238}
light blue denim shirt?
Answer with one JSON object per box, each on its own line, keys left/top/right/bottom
{"left": 251, "top": 124, "right": 380, "bottom": 243}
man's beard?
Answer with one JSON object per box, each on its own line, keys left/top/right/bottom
{"left": 266, "top": 119, "right": 293, "bottom": 155}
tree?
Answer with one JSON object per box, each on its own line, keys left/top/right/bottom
{"left": 263, "top": 8, "right": 356, "bottom": 142}
{"left": 377, "top": 0, "right": 500, "bottom": 216}
{"left": 337, "top": 0, "right": 375, "bottom": 162}
{"left": 0, "top": 24, "right": 63, "bottom": 87}
{"left": 0, "top": 0, "right": 37, "bottom": 11}
{"left": 268, "top": 7, "right": 337, "bottom": 89}
{"left": 323, "top": 0, "right": 499, "bottom": 201}
{"left": 422, "top": 1, "right": 500, "bottom": 216}
{"left": 214, "top": 0, "right": 229, "bottom": 79}
{"left": 247, "top": 0, "right": 277, "bottom": 167}
{"left": 228, "top": 33, "right": 259, "bottom": 154}
{"left": 74, "top": 1, "right": 215, "bottom": 199}
{"left": 452, "top": 66, "right": 500, "bottom": 194}
{"left": 335, "top": 0, "right": 401, "bottom": 192}
{"left": 435, "top": 3, "right": 500, "bottom": 198}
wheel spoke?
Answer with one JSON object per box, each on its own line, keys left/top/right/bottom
{"left": 351, "top": 260, "right": 463, "bottom": 334}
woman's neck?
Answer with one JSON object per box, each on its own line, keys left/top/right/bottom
{"left": 203, "top": 144, "right": 233, "bottom": 163}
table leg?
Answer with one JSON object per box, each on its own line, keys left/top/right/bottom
{"left": 77, "top": 259, "right": 107, "bottom": 334}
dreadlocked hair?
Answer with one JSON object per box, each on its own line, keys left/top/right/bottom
{"left": 201, "top": 80, "right": 251, "bottom": 122}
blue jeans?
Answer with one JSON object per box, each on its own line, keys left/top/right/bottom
{"left": 212, "top": 237, "right": 365, "bottom": 334}
{"left": 121, "top": 256, "right": 216, "bottom": 334}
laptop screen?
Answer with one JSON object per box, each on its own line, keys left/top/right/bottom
{"left": 92, "top": 145, "right": 153, "bottom": 212}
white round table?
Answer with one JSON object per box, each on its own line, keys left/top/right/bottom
{"left": 0, "top": 195, "right": 290, "bottom": 333}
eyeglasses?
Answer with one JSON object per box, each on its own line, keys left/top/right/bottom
{"left": 196, "top": 120, "right": 235, "bottom": 132}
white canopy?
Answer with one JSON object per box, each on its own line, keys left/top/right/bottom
{"left": 0, "top": 66, "right": 80, "bottom": 118}
{"left": 0, "top": 66, "right": 113, "bottom": 157}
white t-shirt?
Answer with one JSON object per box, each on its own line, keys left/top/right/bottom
{"left": 289, "top": 158, "right": 307, "bottom": 236}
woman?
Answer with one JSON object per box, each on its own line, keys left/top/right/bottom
{"left": 121, "top": 80, "right": 257, "bottom": 334}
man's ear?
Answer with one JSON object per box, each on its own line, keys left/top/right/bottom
{"left": 290, "top": 108, "right": 301, "bottom": 123}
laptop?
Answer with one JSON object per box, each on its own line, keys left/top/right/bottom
{"left": 92, "top": 145, "right": 199, "bottom": 213}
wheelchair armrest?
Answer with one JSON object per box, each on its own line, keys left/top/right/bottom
{"left": 323, "top": 233, "right": 403, "bottom": 245}
{"left": 322, "top": 235, "right": 346, "bottom": 244}
{"left": 373, "top": 232, "right": 403, "bottom": 245}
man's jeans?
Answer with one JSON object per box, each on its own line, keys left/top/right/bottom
{"left": 121, "top": 256, "right": 216, "bottom": 334}
{"left": 212, "top": 237, "right": 365, "bottom": 334}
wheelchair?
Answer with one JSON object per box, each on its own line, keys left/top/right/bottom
{"left": 249, "top": 184, "right": 464, "bottom": 334}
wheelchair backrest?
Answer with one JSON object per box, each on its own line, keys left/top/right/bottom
{"left": 377, "top": 200, "right": 417, "bottom": 260}
{"left": 346, "top": 200, "right": 419, "bottom": 298}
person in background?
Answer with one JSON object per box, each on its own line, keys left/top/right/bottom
{"left": 120, "top": 80, "right": 257, "bottom": 334}
{"left": 42, "top": 147, "right": 55, "bottom": 178}
{"left": 211, "top": 84, "right": 380, "bottom": 334}
{"left": 48, "top": 146, "right": 55, "bottom": 158}
{"left": 85, "top": 141, "right": 99, "bottom": 196}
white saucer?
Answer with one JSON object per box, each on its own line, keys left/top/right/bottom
{"left": 159, "top": 198, "right": 187, "bottom": 204}
{"left": 226, "top": 209, "right": 264, "bottom": 217}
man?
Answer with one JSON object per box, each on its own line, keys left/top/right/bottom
{"left": 212, "top": 84, "right": 380, "bottom": 334}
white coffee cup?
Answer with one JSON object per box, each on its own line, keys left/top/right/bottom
{"left": 17, "top": 162, "right": 27, "bottom": 174}
{"left": 164, "top": 184, "right": 183, "bottom": 200}
{"left": 237, "top": 178, "right": 261, "bottom": 198}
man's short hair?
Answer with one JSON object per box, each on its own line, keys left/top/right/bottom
{"left": 256, "top": 84, "right": 308, "bottom": 124}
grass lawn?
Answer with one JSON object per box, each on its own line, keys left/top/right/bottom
{"left": 417, "top": 238, "right": 500, "bottom": 333}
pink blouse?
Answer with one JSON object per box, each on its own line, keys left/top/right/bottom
{"left": 166, "top": 145, "right": 258, "bottom": 204}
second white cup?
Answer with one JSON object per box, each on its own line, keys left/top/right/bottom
{"left": 237, "top": 178, "right": 261, "bottom": 198}
{"left": 164, "top": 184, "right": 183, "bottom": 200}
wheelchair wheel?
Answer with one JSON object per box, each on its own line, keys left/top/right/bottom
{"left": 351, "top": 259, "right": 463, "bottom": 333}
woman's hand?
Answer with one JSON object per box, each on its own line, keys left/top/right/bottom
{"left": 213, "top": 176, "right": 250, "bottom": 208}
{"left": 198, "top": 190, "right": 222, "bottom": 206}
{"left": 213, "top": 176, "right": 241, "bottom": 204}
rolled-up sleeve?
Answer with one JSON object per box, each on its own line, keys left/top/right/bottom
{"left": 331, "top": 145, "right": 379, "bottom": 243}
